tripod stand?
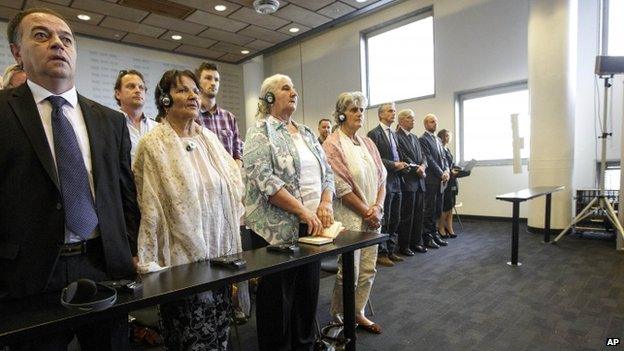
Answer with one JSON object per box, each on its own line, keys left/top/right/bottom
{"left": 552, "top": 75, "right": 624, "bottom": 243}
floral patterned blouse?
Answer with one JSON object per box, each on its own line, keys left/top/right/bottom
{"left": 243, "top": 116, "right": 335, "bottom": 245}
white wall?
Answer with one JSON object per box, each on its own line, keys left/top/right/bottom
{"left": 260, "top": 0, "right": 531, "bottom": 217}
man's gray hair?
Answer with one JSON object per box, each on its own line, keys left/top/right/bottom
{"left": 333, "top": 91, "right": 368, "bottom": 125}
{"left": 397, "top": 108, "right": 415, "bottom": 122}
{"left": 377, "top": 102, "right": 395, "bottom": 118}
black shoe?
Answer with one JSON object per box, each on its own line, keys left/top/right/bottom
{"left": 424, "top": 240, "right": 439, "bottom": 249}
{"left": 432, "top": 234, "right": 448, "bottom": 246}
{"left": 412, "top": 245, "right": 427, "bottom": 253}
{"left": 399, "top": 248, "right": 415, "bottom": 256}
{"left": 447, "top": 233, "right": 457, "bottom": 238}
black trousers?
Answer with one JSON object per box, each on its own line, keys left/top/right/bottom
{"left": 8, "top": 239, "right": 129, "bottom": 351}
{"left": 397, "top": 190, "right": 425, "bottom": 249}
{"left": 423, "top": 182, "right": 444, "bottom": 238}
{"left": 379, "top": 191, "right": 401, "bottom": 255}
{"left": 252, "top": 229, "right": 320, "bottom": 351}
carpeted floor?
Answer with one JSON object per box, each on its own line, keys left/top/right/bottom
{"left": 230, "top": 219, "right": 624, "bottom": 351}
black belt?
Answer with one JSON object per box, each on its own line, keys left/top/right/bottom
{"left": 59, "top": 238, "right": 102, "bottom": 257}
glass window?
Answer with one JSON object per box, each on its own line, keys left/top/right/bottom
{"left": 607, "top": 0, "right": 624, "bottom": 55}
{"left": 458, "top": 83, "right": 530, "bottom": 164}
{"left": 363, "top": 11, "right": 434, "bottom": 106}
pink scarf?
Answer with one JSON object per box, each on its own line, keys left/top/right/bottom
{"left": 322, "top": 130, "right": 387, "bottom": 200}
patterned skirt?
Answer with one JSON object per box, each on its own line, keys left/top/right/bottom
{"left": 159, "top": 285, "right": 231, "bottom": 351}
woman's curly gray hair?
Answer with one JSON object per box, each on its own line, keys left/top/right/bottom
{"left": 332, "top": 91, "right": 368, "bottom": 125}
{"left": 255, "top": 73, "right": 291, "bottom": 119}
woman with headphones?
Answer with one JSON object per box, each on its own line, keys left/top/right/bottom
{"left": 243, "top": 74, "right": 335, "bottom": 350}
{"left": 132, "top": 69, "right": 245, "bottom": 350}
{"left": 322, "top": 91, "right": 387, "bottom": 334}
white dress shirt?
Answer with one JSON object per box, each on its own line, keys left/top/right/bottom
{"left": 27, "top": 80, "right": 98, "bottom": 242}
{"left": 121, "top": 111, "right": 157, "bottom": 162}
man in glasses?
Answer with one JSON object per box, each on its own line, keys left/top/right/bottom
{"left": 114, "top": 69, "right": 157, "bottom": 161}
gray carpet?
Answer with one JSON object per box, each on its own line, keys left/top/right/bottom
{"left": 231, "top": 219, "right": 624, "bottom": 351}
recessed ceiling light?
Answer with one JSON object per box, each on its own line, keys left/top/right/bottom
{"left": 289, "top": 27, "right": 300, "bottom": 33}
{"left": 241, "top": 50, "right": 250, "bottom": 54}
{"left": 171, "top": 35, "right": 183, "bottom": 40}
{"left": 356, "top": 0, "right": 368, "bottom": 2}
{"left": 214, "top": 5, "right": 227, "bottom": 11}
{"left": 77, "top": 14, "right": 91, "bottom": 21}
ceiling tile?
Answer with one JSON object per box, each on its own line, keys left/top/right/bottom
{"left": 340, "top": 0, "right": 376, "bottom": 9}
{"left": 238, "top": 25, "right": 290, "bottom": 43}
{"left": 0, "top": 5, "right": 20, "bottom": 20}
{"left": 185, "top": 10, "right": 248, "bottom": 33}
{"left": 71, "top": 0, "right": 148, "bottom": 22}
{"left": 69, "top": 20, "right": 126, "bottom": 41}
{"left": 246, "top": 39, "right": 273, "bottom": 50}
{"left": 122, "top": 33, "right": 180, "bottom": 50}
{"left": 228, "top": 6, "right": 290, "bottom": 30}
{"left": 142, "top": 12, "right": 206, "bottom": 35}
{"left": 169, "top": 0, "right": 241, "bottom": 16}
{"left": 100, "top": 16, "right": 165, "bottom": 37}
{"left": 210, "top": 41, "right": 250, "bottom": 55}
{"left": 198, "top": 28, "right": 254, "bottom": 46}
{"left": 274, "top": 4, "right": 331, "bottom": 28}
{"left": 219, "top": 52, "right": 246, "bottom": 63}
{"left": 0, "top": 0, "right": 23, "bottom": 9}
{"left": 160, "top": 30, "right": 217, "bottom": 48}
{"left": 39, "top": 0, "right": 71, "bottom": 5}
{"left": 175, "top": 44, "right": 226, "bottom": 59}
{"left": 26, "top": 0, "right": 105, "bottom": 24}
{"left": 276, "top": 22, "right": 310, "bottom": 36}
{"left": 317, "top": 2, "right": 355, "bottom": 19}
{"left": 286, "top": 0, "right": 332, "bottom": 11}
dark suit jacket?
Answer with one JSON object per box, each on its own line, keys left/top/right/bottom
{"left": 395, "top": 128, "right": 426, "bottom": 193}
{"left": 367, "top": 125, "right": 402, "bottom": 193}
{"left": 0, "top": 84, "right": 140, "bottom": 299}
{"left": 419, "top": 132, "right": 448, "bottom": 185}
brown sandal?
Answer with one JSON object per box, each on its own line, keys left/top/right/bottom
{"left": 358, "top": 323, "right": 382, "bottom": 334}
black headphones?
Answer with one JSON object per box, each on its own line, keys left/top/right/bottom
{"left": 260, "top": 91, "right": 275, "bottom": 105}
{"left": 60, "top": 278, "right": 117, "bottom": 312}
{"left": 157, "top": 83, "right": 172, "bottom": 107}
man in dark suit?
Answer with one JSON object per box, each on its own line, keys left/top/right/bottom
{"left": 1, "top": 8, "right": 139, "bottom": 350}
{"left": 419, "top": 113, "right": 449, "bottom": 249}
{"left": 395, "top": 109, "right": 428, "bottom": 255}
{"left": 367, "top": 102, "right": 408, "bottom": 266}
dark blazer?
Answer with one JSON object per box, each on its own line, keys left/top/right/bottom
{"left": 367, "top": 124, "right": 402, "bottom": 193}
{"left": 419, "top": 132, "right": 448, "bottom": 185}
{"left": 395, "top": 128, "right": 426, "bottom": 192}
{"left": 0, "top": 84, "right": 140, "bottom": 299}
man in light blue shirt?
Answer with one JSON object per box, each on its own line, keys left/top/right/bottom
{"left": 114, "top": 69, "right": 157, "bottom": 161}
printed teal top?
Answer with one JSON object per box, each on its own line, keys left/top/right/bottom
{"left": 243, "top": 116, "right": 335, "bottom": 244}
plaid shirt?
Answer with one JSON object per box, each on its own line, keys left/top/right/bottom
{"left": 196, "top": 105, "right": 243, "bottom": 160}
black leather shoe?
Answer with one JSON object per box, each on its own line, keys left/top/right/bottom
{"left": 432, "top": 234, "right": 448, "bottom": 246}
{"left": 399, "top": 248, "right": 415, "bottom": 256}
{"left": 412, "top": 245, "right": 427, "bottom": 253}
{"left": 447, "top": 233, "right": 457, "bottom": 238}
{"left": 424, "top": 240, "right": 439, "bottom": 249}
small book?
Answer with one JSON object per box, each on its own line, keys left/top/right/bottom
{"left": 297, "top": 222, "right": 345, "bottom": 246}
{"left": 298, "top": 236, "right": 334, "bottom": 245}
